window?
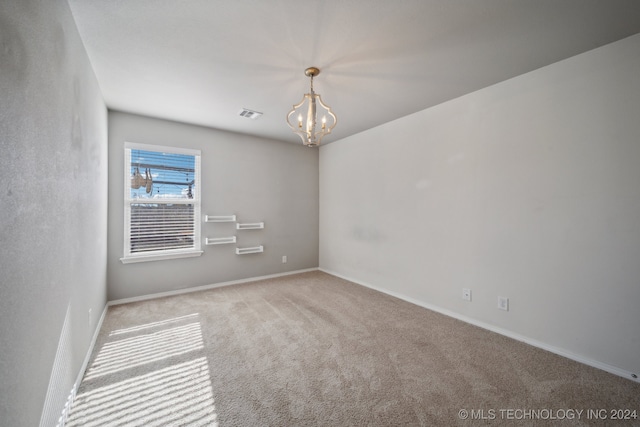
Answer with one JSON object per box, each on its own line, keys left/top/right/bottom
{"left": 121, "top": 143, "right": 202, "bottom": 263}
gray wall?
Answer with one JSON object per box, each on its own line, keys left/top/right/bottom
{"left": 0, "top": 0, "right": 108, "bottom": 425}
{"left": 107, "top": 111, "right": 319, "bottom": 301}
{"left": 320, "top": 34, "right": 640, "bottom": 379}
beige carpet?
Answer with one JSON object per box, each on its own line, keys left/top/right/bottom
{"left": 67, "top": 271, "right": 640, "bottom": 426}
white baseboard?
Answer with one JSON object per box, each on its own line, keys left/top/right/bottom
{"left": 75, "top": 304, "right": 108, "bottom": 388}
{"left": 319, "top": 268, "right": 639, "bottom": 384}
{"left": 56, "top": 304, "right": 108, "bottom": 427}
{"left": 108, "top": 267, "right": 319, "bottom": 306}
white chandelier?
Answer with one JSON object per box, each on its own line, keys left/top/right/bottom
{"left": 286, "top": 67, "right": 337, "bottom": 147}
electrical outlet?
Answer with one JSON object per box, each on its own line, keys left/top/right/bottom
{"left": 282, "top": 255, "right": 287, "bottom": 264}
{"left": 498, "top": 296, "right": 509, "bottom": 311}
{"left": 462, "top": 288, "right": 471, "bottom": 301}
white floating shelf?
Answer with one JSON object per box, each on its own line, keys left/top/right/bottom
{"left": 236, "top": 245, "right": 264, "bottom": 255}
{"left": 236, "top": 222, "right": 264, "bottom": 230}
{"left": 205, "top": 215, "right": 236, "bottom": 223}
{"left": 205, "top": 236, "right": 236, "bottom": 245}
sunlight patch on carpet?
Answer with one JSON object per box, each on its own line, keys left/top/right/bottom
{"left": 109, "top": 313, "right": 200, "bottom": 336}
{"left": 84, "top": 323, "right": 204, "bottom": 380}
{"left": 67, "top": 357, "right": 217, "bottom": 427}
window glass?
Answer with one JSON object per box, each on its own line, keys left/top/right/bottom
{"left": 122, "top": 143, "right": 202, "bottom": 263}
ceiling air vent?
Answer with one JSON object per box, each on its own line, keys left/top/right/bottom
{"left": 238, "top": 108, "right": 263, "bottom": 120}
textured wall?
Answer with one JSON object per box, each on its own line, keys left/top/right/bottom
{"left": 0, "top": 0, "right": 108, "bottom": 425}
{"left": 107, "top": 112, "right": 319, "bottom": 301}
{"left": 320, "top": 34, "right": 640, "bottom": 379}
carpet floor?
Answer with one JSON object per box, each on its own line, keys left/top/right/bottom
{"left": 67, "top": 271, "right": 640, "bottom": 426}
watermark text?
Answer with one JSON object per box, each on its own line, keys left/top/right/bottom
{"left": 457, "top": 408, "right": 637, "bottom": 421}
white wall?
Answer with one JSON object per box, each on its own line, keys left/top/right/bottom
{"left": 107, "top": 112, "right": 319, "bottom": 301}
{"left": 0, "top": 0, "right": 108, "bottom": 425}
{"left": 320, "top": 34, "right": 640, "bottom": 379}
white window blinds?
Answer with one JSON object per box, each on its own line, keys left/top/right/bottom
{"left": 122, "top": 143, "right": 202, "bottom": 263}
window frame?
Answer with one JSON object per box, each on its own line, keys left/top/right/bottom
{"left": 120, "top": 142, "right": 203, "bottom": 264}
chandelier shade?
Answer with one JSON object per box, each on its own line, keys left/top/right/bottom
{"left": 286, "top": 67, "right": 337, "bottom": 147}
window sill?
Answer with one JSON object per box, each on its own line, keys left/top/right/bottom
{"left": 120, "top": 250, "right": 204, "bottom": 264}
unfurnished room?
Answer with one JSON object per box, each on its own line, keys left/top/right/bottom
{"left": 1, "top": 1, "right": 640, "bottom": 426}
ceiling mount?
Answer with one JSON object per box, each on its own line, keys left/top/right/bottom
{"left": 304, "top": 67, "right": 320, "bottom": 78}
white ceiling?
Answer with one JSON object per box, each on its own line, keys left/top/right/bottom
{"left": 67, "top": 0, "right": 640, "bottom": 145}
